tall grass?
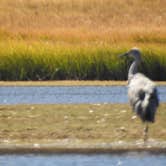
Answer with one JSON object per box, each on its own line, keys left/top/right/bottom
{"left": 1, "top": 0, "right": 165, "bottom": 30}
{"left": 0, "top": 41, "right": 165, "bottom": 81}
{"left": 0, "top": 0, "right": 165, "bottom": 42}
{"left": 0, "top": 0, "right": 165, "bottom": 81}
{"left": 0, "top": 0, "right": 165, "bottom": 46}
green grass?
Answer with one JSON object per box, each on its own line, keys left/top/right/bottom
{"left": 0, "top": 41, "right": 166, "bottom": 81}
{"left": 0, "top": 104, "right": 165, "bottom": 144}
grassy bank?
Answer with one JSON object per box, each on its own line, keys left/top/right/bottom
{"left": 0, "top": 104, "right": 166, "bottom": 144}
{"left": 0, "top": 42, "right": 166, "bottom": 80}
{"left": 0, "top": 0, "right": 166, "bottom": 81}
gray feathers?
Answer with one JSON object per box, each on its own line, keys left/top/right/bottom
{"left": 128, "top": 73, "right": 159, "bottom": 122}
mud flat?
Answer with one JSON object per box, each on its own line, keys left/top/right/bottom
{"left": 0, "top": 104, "right": 165, "bottom": 153}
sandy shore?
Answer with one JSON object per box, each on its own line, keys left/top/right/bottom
{"left": 0, "top": 139, "right": 166, "bottom": 154}
{"left": 0, "top": 81, "right": 166, "bottom": 86}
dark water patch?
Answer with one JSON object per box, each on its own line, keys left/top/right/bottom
{"left": 0, "top": 86, "right": 165, "bottom": 104}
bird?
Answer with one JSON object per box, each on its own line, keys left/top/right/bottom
{"left": 120, "top": 47, "right": 159, "bottom": 142}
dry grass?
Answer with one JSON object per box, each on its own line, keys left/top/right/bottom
{"left": 0, "top": 104, "right": 165, "bottom": 144}
{"left": 0, "top": 0, "right": 165, "bottom": 81}
{"left": 1, "top": 0, "right": 165, "bottom": 28}
{"left": 0, "top": 0, "right": 165, "bottom": 43}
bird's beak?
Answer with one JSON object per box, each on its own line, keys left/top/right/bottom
{"left": 118, "top": 52, "right": 129, "bottom": 58}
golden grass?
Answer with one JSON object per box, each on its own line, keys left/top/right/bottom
{"left": 0, "top": 0, "right": 165, "bottom": 44}
{"left": 0, "top": 0, "right": 165, "bottom": 51}
{"left": 0, "top": 0, "right": 166, "bottom": 81}
{"left": 0, "top": 104, "right": 165, "bottom": 144}
{"left": 1, "top": 0, "right": 165, "bottom": 28}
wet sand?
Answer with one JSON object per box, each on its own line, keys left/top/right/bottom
{"left": 0, "top": 81, "right": 166, "bottom": 86}
{"left": 0, "top": 139, "right": 166, "bottom": 154}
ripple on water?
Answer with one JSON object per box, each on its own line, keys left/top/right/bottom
{"left": 0, "top": 152, "right": 166, "bottom": 166}
{"left": 0, "top": 85, "right": 165, "bottom": 104}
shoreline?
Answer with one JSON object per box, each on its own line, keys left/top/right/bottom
{"left": 0, "top": 81, "right": 165, "bottom": 86}
{"left": 0, "top": 140, "right": 166, "bottom": 154}
{"left": 0, "top": 81, "right": 126, "bottom": 86}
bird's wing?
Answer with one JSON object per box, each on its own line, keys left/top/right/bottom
{"left": 128, "top": 73, "right": 159, "bottom": 108}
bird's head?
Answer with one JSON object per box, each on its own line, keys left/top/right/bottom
{"left": 119, "top": 47, "right": 141, "bottom": 61}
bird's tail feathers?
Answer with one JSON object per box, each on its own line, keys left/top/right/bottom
{"left": 134, "top": 93, "right": 158, "bottom": 123}
{"left": 141, "top": 93, "right": 158, "bottom": 123}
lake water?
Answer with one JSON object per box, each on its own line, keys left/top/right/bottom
{"left": 0, "top": 152, "right": 165, "bottom": 166}
{"left": 0, "top": 85, "right": 165, "bottom": 104}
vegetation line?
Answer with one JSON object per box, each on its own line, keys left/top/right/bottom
{"left": 0, "top": 43, "right": 165, "bottom": 81}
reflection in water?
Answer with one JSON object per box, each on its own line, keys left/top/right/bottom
{"left": 0, "top": 152, "right": 166, "bottom": 166}
{"left": 0, "top": 86, "right": 165, "bottom": 104}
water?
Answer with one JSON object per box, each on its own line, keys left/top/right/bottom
{"left": 0, "top": 86, "right": 165, "bottom": 164}
{"left": 0, "top": 85, "right": 165, "bottom": 104}
{"left": 0, "top": 152, "right": 165, "bottom": 166}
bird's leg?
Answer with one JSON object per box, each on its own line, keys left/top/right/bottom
{"left": 143, "top": 123, "right": 149, "bottom": 143}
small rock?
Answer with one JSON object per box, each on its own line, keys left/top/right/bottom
{"left": 131, "top": 115, "right": 137, "bottom": 120}
{"left": 104, "top": 113, "right": 109, "bottom": 117}
{"left": 96, "top": 120, "right": 100, "bottom": 124}
{"left": 120, "top": 126, "right": 126, "bottom": 132}
{"left": 64, "top": 116, "right": 68, "bottom": 120}
{"left": 30, "top": 106, "right": 35, "bottom": 110}
{"left": 89, "top": 109, "right": 94, "bottom": 113}
{"left": 33, "top": 143, "right": 40, "bottom": 148}
{"left": 121, "top": 110, "right": 127, "bottom": 113}
{"left": 3, "top": 140, "right": 9, "bottom": 143}
{"left": 93, "top": 103, "right": 101, "bottom": 106}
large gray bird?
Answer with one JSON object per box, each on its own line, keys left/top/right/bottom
{"left": 120, "top": 47, "right": 159, "bottom": 141}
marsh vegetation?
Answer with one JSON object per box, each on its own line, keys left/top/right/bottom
{"left": 0, "top": 0, "right": 165, "bottom": 80}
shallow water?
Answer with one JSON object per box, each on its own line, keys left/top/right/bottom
{"left": 0, "top": 152, "right": 165, "bottom": 166}
{"left": 0, "top": 85, "right": 165, "bottom": 104}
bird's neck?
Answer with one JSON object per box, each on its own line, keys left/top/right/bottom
{"left": 128, "top": 60, "right": 140, "bottom": 81}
